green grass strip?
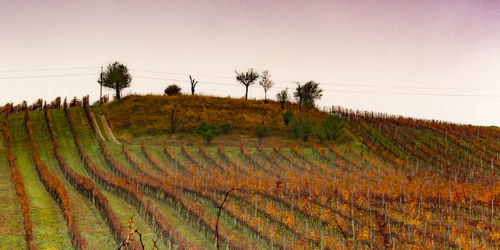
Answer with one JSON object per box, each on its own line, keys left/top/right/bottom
{"left": 0, "top": 114, "right": 25, "bottom": 248}
{"left": 8, "top": 112, "right": 72, "bottom": 249}
{"left": 109, "top": 142, "right": 218, "bottom": 248}
{"left": 30, "top": 110, "right": 116, "bottom": 248}
{"left": 68, "top": 107, "right": 166, "bottom": 248}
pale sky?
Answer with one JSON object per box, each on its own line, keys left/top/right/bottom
{"left": 1, "top": 0, "right": 499, "bottom": 126}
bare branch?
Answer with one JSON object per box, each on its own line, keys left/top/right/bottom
{"left": 215, "top": 187, "right": 240, "bottom": 249}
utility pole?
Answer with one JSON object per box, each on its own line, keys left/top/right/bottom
{"left": 99, "top": 66, "right": 103, "bottom": 104}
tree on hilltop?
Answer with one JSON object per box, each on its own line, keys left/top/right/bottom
{"left": 276, "top": 88, "right": 288, "bottom": 109}
{"left": 294, "top": 81, "right": 322, "bottom": 109}
{"left": 98, "top": 61, "right": 132, "bottom": 100}
{"left": 189, "top": 75, "right": 198, "bottom": 95}
{"left": 259, "top": 70, "right": 274, "bottom": 103}
{"left": 164, "top": 84, "right": 182, "bottom": 96}
{"left": 235, "top": 68, "right": 260, "bottom": 100}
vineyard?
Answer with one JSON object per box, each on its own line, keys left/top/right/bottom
{"left": 0, "top": 96, "right": 498, "bottom": 249}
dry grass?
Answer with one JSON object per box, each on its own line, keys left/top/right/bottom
{"left": 101, "top": 94, "right": 328, "bottom": 138}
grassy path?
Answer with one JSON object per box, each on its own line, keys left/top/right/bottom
{"left": 68, "top": 107, "right": 112, "bottom": 174}
{"left": 0, "top": 115, "right": 25, "bottom": 248}
{"left": 125, "top": 144, "right": 158, "bottom": 174}
{"left": 147, "top": 145, "right": 182, "bottom": 172}
{"left": 49, "top": 109, "right": 92, "bottom": 178}
{"left": 31, "top": 110, "right": 116, "bottom": 248}
{"left": 68, "top": 107, "right": 166, "bottom": 248}
{"left": 8, "top": 112, "right": 71, "bottom": 249}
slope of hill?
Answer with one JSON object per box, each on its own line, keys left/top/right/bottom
{"left": 101, "top": 94, "right": 327, "bottom": 138}
{"left": 0, "top": 96, "right": 498, "bottom": 249}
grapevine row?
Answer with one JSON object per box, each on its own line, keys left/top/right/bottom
{"left": 2, "top": 111, "right": 34, "bottom": 249}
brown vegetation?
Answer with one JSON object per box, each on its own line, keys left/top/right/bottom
{"left": 101, "top": 94, "right": 327, "bottom": 138}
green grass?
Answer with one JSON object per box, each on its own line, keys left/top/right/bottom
{"left": 184, "top": 145, "right": 213, "bottom": 169}
{"left": 189, "top": 193, "right": 264, "bottom": 248}
{"left": 99, "top": 189, "right": 164, "bottom": 248}
{"left": 68, "top": 107, "right": 112, "bottom": 175}
{"left": 30, "top": 110, "right": 116, "bottom": 248}
{"left": 148, "top": 197, "right": 216, "bottom": 249}
{"left": 0, "top": 114, "right": 25, "bottom": 249}
{"left": 68, "top": 107, "right": 167, "bottom": 249}
{"left": 104, "top": 142, "right": 216, "bottom": 249}
{"left": 125, "top": 143, "right": 259, "bottom": 248}
{"left": 0, "top": 96, "right": 497, "bottom": 249}
{"left": 103, "top": 141, "right": 130, "bottom": 169}
{"left": 49, "top": 109, "right": 91, "bottom": 178}
{"left": 8, "top": 112, "right": 72, "bottom": 249}
{"left": 124, "top": 144, "right": 158, "bottom": 173}
{"left": 147, "top": 145, "right": 181, "bottom": 172}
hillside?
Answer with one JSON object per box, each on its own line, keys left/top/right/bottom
{"left": 0, "top": 96, "right": 498, "bottom": 249}
{"left": 101, "top": 94, "right": 328, "bottom": 138}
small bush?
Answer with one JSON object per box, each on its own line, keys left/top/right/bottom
{"left": 283, "top": 110, "right": 293, "bottom": 126}
{"left": 164, "top": 84, "right": 181, "bottom": 96}
{"left": 197, "top": 121, "right": 228, "bottom": 142}
{"left": 197, "top": 121, "right": 221, "bottom": 135}
{"left": 314, "top": 124, "right": 327, "bottom": 142}
{"left": 255, "top": 125, "right": 269, "bottom": 140}
{"left": 201, "top": 129, "right": 215, "bottom": 143}
{"left": 291, "top": 118, "right": 312, "bottom": 141}
{"left": 321, "top": 115, "right": 345, "bottom": 141}
{"left": 219, "top": 122, "right": 232, "bottom": 134}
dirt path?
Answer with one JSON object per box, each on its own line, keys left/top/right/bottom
{"left": 99, "top": 114, "right": 120, "bottom": 144}
{"left": 88, "top": 111, "right": 105, "bottom": 142}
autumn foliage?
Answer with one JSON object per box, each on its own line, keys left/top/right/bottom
{"left": 1, "top": 96, "right": 498, "bottom": 249}
{"left": 101, "top": 94, "right": 327, "bottom": 137}
{"left": 24, "top": 108, "right": 87, "bottom": 249}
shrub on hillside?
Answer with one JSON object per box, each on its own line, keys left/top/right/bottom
{"left": 283, "top": 110, "right": 293, "bottom": 126}
{"left": 197, "top": 121, "right": 221, "bottom": 135}
{"left": 219, "top": 122, "right": 232, "bottom": 134}
{"left": 255, "top": 125, "right": 269, "bottom": 140}
{"left": 197, "top": 121, "right": 223, "bottom": 142}
{"left": 314, "top": 124, "right": 327, "bottom": 142}
{"left": 201, "top": 129, "right": 215, "bottom": 143}
{"left": 321, "top": 115, "right": 346, "bottom": 141}
{"left": 164, "top": 84, "right": 182, "bottom": 96}
{"left": 290, "top": 117, "right": 312, "bottom": 141}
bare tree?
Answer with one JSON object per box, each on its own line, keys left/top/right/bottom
{"left": 189, "top": 75, "right": 198, "bottom": 95}
{"left": 235, "top": 68, "right": 260, "bottom": 100}
{"left": 259, "top": 70, "right": 274, "bottom": 103}
{"left": 216, "top": 188, "right": 238, "bottom": 249}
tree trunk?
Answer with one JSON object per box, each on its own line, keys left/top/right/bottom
{"left": 115, "top": 87, "right": 121, "bottom": 100}
{"left": 171, "top": 109, "right": 175, "bottom": 133}
{"left": 191, "top": 85, "right": 195, "bottom": 95}
{"left": 245, "top": 85, "right": 249, "bottom": 100}
{"left": 264, "top": 91, "right": 267, "bottom": 103}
